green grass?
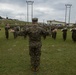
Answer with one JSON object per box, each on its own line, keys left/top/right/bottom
{"left": 0, "top": 28, "right": 76, "bottom": 75}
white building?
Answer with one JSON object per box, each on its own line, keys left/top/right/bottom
{"left": 47, "top": 20, "right": 73, "bottom": 27}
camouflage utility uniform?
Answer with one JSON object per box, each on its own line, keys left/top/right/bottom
{"left": 61, "top": 28, "right": 67, "bottom": 41}
{"left": 13, "top": 26, "right": 19, "bottom": 39}
{"left": 71, "top": 28, "right": 76, "bottom": 42}
{"left": 24, "top": 23, "right": 48, "bottom": 71}
{"left": 5, "top": 24, "right": 10, "bottom": 39}
{"left": 51, "top": 27, "right": 57, "bottom": 40}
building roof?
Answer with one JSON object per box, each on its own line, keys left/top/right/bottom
{"left": 47, "top": 20, "right": 65, "bottom": 23}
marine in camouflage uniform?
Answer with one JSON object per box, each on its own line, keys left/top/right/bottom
{"left": 24, "top": 18, "right": 49, "bottom": 72}
{"left": 13, "top": 26, "right": 19, "bottom": 39}
{"left": 61, "top": 28, "right": 67, "bottom": 41}
{"left": 51, "top": 27, "right": 57, "bottom": 40}
{"left": 71, "top": 28, "right": 76, "bottom": 42}
{"left": 5, "top": 24, "right": 10, "bottom": 39}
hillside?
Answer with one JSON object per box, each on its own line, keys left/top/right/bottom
{"left": 0, "top": 19, "right": 27, "bottom": 27}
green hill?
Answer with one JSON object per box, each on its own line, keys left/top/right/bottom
{"left": 0, "top": 19, "right": 27, "bottom": 27}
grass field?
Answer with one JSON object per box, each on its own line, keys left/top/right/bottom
{"left": 0, "top": 28, "right": 76, "bottom": 75}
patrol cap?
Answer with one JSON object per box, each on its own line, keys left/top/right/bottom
{"left": 32, "top": 18, "right": 38, "bottom": 22}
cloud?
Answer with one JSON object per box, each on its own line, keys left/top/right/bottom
{"left": 0, "top": 0, "right": 75, "bottom": 23}
{"left": 0, "top": 2, "right": 26, "bottom": 20}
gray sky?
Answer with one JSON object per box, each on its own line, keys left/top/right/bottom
{"left": 0, "top": 0, "right": 76, "bottom": 23}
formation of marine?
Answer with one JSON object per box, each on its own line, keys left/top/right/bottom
{"left": 3, "top": 18, "right": 76, "bottom": 72}
{"left": 7, "top": 23, "right": 76, "bottom": 43}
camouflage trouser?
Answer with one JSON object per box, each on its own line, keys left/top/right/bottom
{"left": 29, "top": 46, "right": 41, "bottom": 69}
{"left": 13, "top": 32, "right": 17, "bottom": 39}
{"left": 72, "top": 33, "right": 76, "bottom": 42}
{"left": 5, "top": 31, "right": 9, "bottom": 39}
{"left": 52, "top": 32, "right": 57, "bottom": 39}
{"left": 63, "top": 33, "right": 67, "bottom": 41}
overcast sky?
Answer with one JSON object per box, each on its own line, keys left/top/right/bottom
{"left": 0, "top": 0, "right": 76, "bottom": 23}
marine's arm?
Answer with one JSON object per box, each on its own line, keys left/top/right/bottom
{"left": 41, "top": 28, "right": 49, "bottom": 39}
{"left": 23, "top": 27, "right": 29, "bottom": 38}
